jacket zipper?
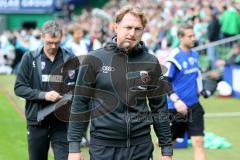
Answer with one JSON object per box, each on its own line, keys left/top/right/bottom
{"left": 126, "top": 55, "right": 131, "bottom": 147}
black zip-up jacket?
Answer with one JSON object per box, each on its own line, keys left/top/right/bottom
{"left": 14, "top": 46, "right": 75, "bottom": 125}
{"left": 68, "top": 41, "right": 173, "bottom": 156}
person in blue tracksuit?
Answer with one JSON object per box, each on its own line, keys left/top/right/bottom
{"left": 164, "top": 24, "right": 206, "bottom": 160}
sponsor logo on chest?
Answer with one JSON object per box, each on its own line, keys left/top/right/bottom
{"left": 101, "top": 65, "right": 115, "bottom": 73}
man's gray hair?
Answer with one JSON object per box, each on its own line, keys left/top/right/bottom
{"left": 41, "top": 20, "right": 63, "bottom": 37}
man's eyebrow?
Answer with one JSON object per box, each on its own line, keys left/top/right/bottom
{"left": 123, "top": 25, "right": 143, "bottom": 29}
{"left": 46, "top": 41, "right": 61, "bottom": 43}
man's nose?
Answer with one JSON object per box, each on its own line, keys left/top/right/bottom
{"left": 51, "top": 43, "right": 57, "bottom": 48}
{"left": 192, "top": 36, "right": 196, "bottom": 42}
{"left": 129, "top": 28, "right": 135, "bottom": 36}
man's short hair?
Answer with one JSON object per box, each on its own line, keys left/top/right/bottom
{"left": 177, "top": 24, "right": 194, "bottom": 38}
{"left": 115, "top": 5, "right": 147, "bottom": 28}
{"left": 41, "top": 20, "right": 63, "bottom": 37}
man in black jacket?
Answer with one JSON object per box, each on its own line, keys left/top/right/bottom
{"left": 68, "top": 5, "right": 173, "bottom": 160}
{"left": 14, "top": 20, "right": 76, "bottom": 160}
{"left": 207, "top": 12, "right": 221, "bottom": 69}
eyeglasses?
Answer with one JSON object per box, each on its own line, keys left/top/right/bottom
{"left": 45, "top": 41, "right": 61, "bottom": 46}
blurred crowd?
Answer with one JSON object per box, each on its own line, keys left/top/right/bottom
{"left": 0, "top": 0, "right": 239, "bottom": 74}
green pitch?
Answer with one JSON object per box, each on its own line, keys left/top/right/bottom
{"left": 0, "top": 75, "right": 240, "bottom": 160}
{"left": 0, "top": 90, "right": 28, "bottom": 160}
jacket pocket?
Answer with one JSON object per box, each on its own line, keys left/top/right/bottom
{"left": 25, "top": 101, "right": 41, "bottom": 122}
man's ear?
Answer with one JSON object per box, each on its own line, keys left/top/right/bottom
{"left": 41, "top": 33, "right": 45, "bottom": 40}
{"left": 114, "top": 23, "right": 118, "bottom": 35}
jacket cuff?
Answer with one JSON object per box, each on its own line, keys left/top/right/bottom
{"left": 161, "top": 146, "right": 173, "bottom": 156}
{"left": 69, "top": 142, "right": 81, "bottom": 153}
{"left": 38, "top": 92, "right": 46, "bottom": 100}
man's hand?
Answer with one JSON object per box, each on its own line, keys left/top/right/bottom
{"left": 68, "top": 152, "right": 84, "bottom": 160}
{"left": 161, "top": 156, "right": 172, "bottom": 160}
{"left": 170, "top": 93, "right": 187, "bottom": 115}
{"left": 45, "top": 90, "right": 62, "bottom": 102}
{"left": 174, "top": 100, "right": 188, "bottom": 115}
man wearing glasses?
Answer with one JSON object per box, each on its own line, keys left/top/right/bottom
{"left": 15, "top": 20, "right": 76, "bottom": 160}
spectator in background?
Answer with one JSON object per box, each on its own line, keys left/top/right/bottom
{"left": 59, "top": 3, "right": 75, "bottom": 23}
{"left": 207, "top": 10, "right": 221, "bottom": 43}
{"left": 89, "top": 27, "right": 105, "bottom": 50}
{"left": 193, "top": 16, "right": 208, "bottom": 46}
{"left": 89, "top": 16, "right": 109, "bottom": 50}
{"left": 64, "top": 23, "right": 90, "bottom": 56}
{"left": 216, "top": 43, "right": 240, "bottom": 67}
{"left": 29, "top": 29, "right": 42, "bottom": 51}
{"left": 220, "top": 2, "right": 240, "bottom": 38}
{"left": 0, "top": 31, "right": 15, "bottom": 74}
{"left": 225, "top": 43, "right": 240, "bottom": 65}
{"left": 209, "top": 43, "right": 240, "bottom": 82}
{"left": 207, "top": 11, "right": 221, "bottom": 69}
{"left": 63, "top": 22, "right": 90, "bottom": 147}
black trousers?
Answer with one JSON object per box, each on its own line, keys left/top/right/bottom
{"left": 27, "top": 123, "right": 68, "bottom": 160}
{"left": 89, "top": 140, "right": 154, "bottom": 160}
{"left": 169, "top": 103, "right": 205, "bottom": 140}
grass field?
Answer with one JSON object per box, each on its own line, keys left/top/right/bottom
{"left": 0, "top": 74, "right": 240, "bottom": 160}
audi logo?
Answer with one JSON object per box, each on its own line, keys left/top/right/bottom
{"left": 101, "top": 66, "right": 115, "bottom": 73}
